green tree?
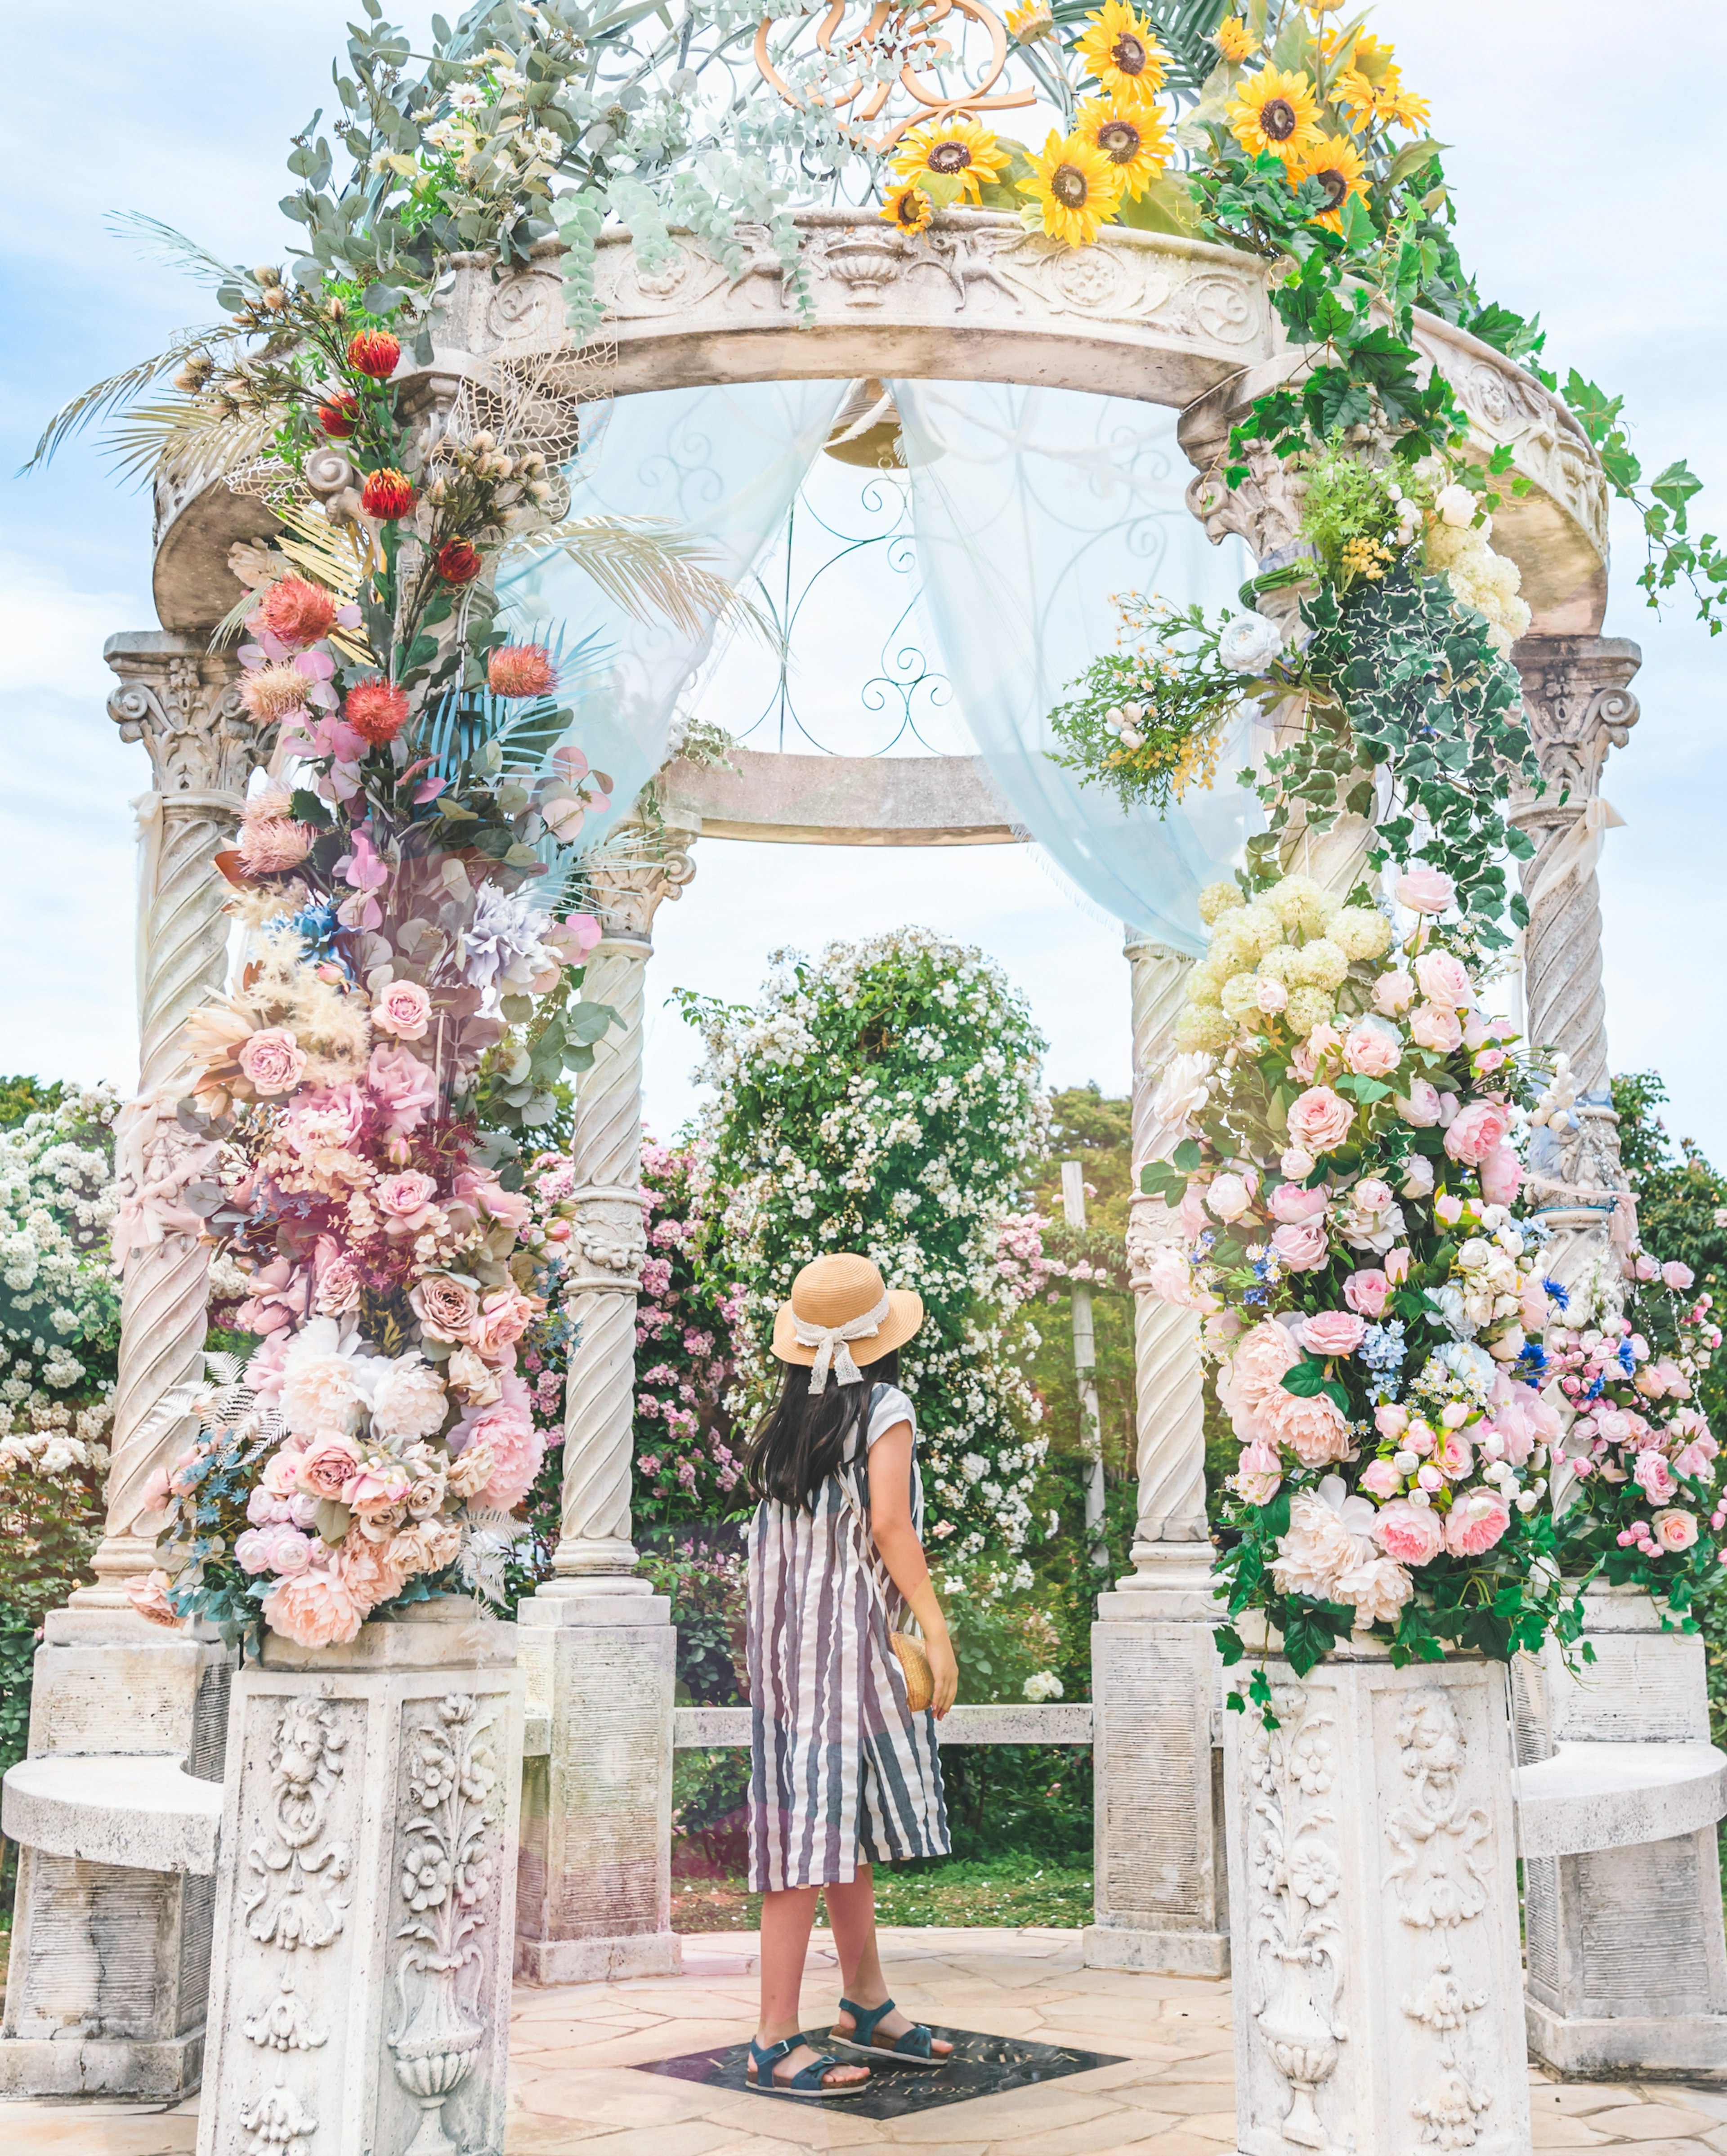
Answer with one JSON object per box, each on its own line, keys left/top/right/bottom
{"left": 1612, "top": 1071, "right": 1727, "bottom": 1431}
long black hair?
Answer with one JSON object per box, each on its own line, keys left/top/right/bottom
{"left": 745, "top": 1349, "right": 901, "bottom": 1509}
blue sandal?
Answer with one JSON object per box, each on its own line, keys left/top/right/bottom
{"left": 745, "top": 2034, "right": 871, "bottom": 2098}
{"left": 828, "top": 1995, "right": 948, "bottom": 2069}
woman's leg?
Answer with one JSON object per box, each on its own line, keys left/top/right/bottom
{"left": 754, "top": 1885, "right": 868, "bottom": 2088}
{"left": 827, "top": 1868, "right": 952, "bottom": 2058}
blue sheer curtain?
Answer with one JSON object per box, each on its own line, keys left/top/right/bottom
{"left": 890, "top": 379, "right": 1261, "bottom": 954}
{"left": 495, "top": 378, "right": 848, "bottom": 850}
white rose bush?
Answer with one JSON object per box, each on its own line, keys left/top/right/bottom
{"left": 681, "top": 928, "right": 1051, "bottom": 1567}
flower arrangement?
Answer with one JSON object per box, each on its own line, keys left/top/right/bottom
{"left": 680, "top": 928, "right": 1051, "bottom": 1565}
{"left": 1144, "top": 866, "right": 1578, "bottom": 1680}
{"left": 632, "top": 1138, "right": 746, "bottom": 1526}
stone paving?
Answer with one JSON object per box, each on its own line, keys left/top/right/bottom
{"left": 6, "top": 1928, "right": 1727, "bottom": 2153}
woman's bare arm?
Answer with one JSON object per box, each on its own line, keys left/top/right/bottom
{"left": 868, "top": 1419, "right": 958, "bottom": 1716}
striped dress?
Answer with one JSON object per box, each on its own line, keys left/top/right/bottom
{"left": 747, "top": 1382, "right": 950, "bottom": 1893}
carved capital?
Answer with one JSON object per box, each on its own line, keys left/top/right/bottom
{"left": 105, "top": 631, "right": 270, "bottom": 799}
{"left": 1510, "top": 634, "right": 1642, "bottom": 817}
{"left": 586, "top": 833, "right": 698, "bottom": 947}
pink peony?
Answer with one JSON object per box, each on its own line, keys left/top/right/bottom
{"left": 1287, "top": 1086, "right": 1354, "bottom": 1156}
{"left": 371, "top": 979, "right": 432, "bottom": 1041}
{"left": 1372, "top": 1497, "right": 1447, "bottom": 1566}
{"left": 1270, "top": 1180, "right": 1328, "bottom": 1225}
{"left": 1335, "top": 1553, "right": 1414, "bottom": 1627}
{"left": 1271, "top": 1219, "right": 1330, "bottom": 1272}
{"left": 1414, "top": 950, "right": 1473, "bottom": 1009}
{"left": 239, "top": 1027, "right": 308, "bottom": 1097}
{"left": 1217, "top": 1319, "right": 1301, "bottom": 1436}
{"left": 1344, "top": 1269, "right": 1390, "bottom": 1318}
{"left": 1444, "top": 1488, "right": 1512, "bottom": 1557}
{"left": 1359, "top": 1458, "right": 1403, "bottom": 1499}
{"left": 1372, "top": 969, "right": 1416, "bottom": 1016}
{"left": 1445, "top": 1098, "right": 1512, "bottom": 1168}
{"left": 1633, "top": 1449, "right": 1678, "bottom": 1503}
{"left": 1410, "top": 1002, "right": 1464, "bottom": 1053}
{"left": 1481, "top": 1141, "right": 1522, "bottom": 1207}
{"left": 1663, "top": 1261, "right": 1697, "bottom": 1292}
{"left": 336, "top": 1533, "right": 407, "bottom": 1615}
{"left": 1650, "top": 1507, "right": 1700, "bottom": 1553}
{"left": 1395, "top": 866, "right": 1457, "bottom": 915}
{"left": 296, "top": 1434, "right": 362, "bottom": 1501}
{"left": 1299, "top": 1309, "right": 1366, "bottom": 1358}
{"left": 367, "top": 1043, "right": 439, "bottom": 1132}
{"left": 376, "top": 1170, "right": 439, "bottom": 1230}
{"left": 237, "top": 817, "right": 313, "bottom": 876}
{"left": 1344, "top": 1021, "right": 1402, "bottom": 1078}
{"left": 453, "top": 1374, "right": 543, "bottom": 1509}
{"left": 261, "top": 1569, "right": 364, "bottom": 1649}
{"left": 1262, "top": 1385, "right": 1353, "bottom": 1468}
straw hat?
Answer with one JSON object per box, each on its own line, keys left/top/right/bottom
{"left": 771, "top": 1253, "right": 923, "bottom": 1388}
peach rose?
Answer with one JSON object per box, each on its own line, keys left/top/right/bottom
{"left": 472, "top": 1287, "right": 539, "bottom": 1360}
{"left": 296, "top": 1434, "right": 362, "bottom": 1502}
{"left": 371, "top": 979, "right": 432, "bottom": 1040}
{"left": 1335, "top": 1553, "right": 1414, "bottom": 1626}
{"left": 1651, "top": 1507, "right": 1700, "bottom": 1551}
{"left": 336, "top": 1531, "right": 407, "bottom": 1615}
{"left": 411, "top": 1272, "right": 482, "bottom": 1344}
{"left": 1444, "top": 1098, "right": 1512, "bottom": 1167}
{"left": 125, "top": 1571, "right": 181, "bottom": 1629}
{"left": 1287, "top": 1085, "right": 1354, "bottom": 1156}
{"left": 1344, "top": 1020, "right": 1402, "bottom": 1079}
{"left": 1443, "top": 1489, "right": 1512, "bottom": 1558}
{"left": 238, "top": 1027, "right": 308, "bottom": 1097}
{"left": 261, "top": 1569, "right": 364, "bottom": 1649}
{"left": 1410, "top": 1003, "right": 1464, "bottom": 1053}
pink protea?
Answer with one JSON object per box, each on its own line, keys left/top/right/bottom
{"left": 241, "top": 662, "right": 312, "bottom": 723}
{"left": 488, "top": 643, "right": 557, "bottom": 699}
{"left": 251, "top": 575, "right": 338, "bottom": 649}
{"left": 237, "top": 817, "right": 314, "bottom": 875}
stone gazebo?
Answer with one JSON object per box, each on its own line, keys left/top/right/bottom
{"left": 3, "top": 205, "right": 1720, "bottom": 2127}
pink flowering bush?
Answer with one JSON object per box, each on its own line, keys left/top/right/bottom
{"left": 1147, "top": 867, "right": 1575, "bottom": 1676}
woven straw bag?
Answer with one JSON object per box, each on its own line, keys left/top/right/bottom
{"left": 889, "top": 1629, "right": 933, "bottom": 1712}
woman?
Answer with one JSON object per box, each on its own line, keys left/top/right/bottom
{"left": 743, "top": 1252, "right": 961, "bottom": 2097}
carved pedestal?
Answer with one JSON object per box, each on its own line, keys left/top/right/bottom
{"left": 1520, "top": 1586, "right": 1727, "bottom": 2075}
{"left": 196, "top": 1600, "right": 522, "bottom": 2156}
{"left": 0, "top": 1608, "right": 230, "bottom": 2095}
{"left": 1086, "top": 936, "right": 1228, "bottom": 1975}
{"left": 1221, "top": 1644, "right": 1530, "bottom": 2156}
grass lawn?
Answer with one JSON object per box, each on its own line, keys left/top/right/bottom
{"left": 671, "top": 1848, "right": 1093, "bottom": 1933}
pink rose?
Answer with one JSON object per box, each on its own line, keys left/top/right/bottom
{"left": 1395, "top": 866, "right": 1457, "bottom": 915}
{"left": 1414, "top": 950, "right": 1473, "bottom": 1009}
{"left": 1373, "top": 1497, "right": 1447, "bottom": 1566}
{"left": 1256, "top": 976, "right": 1289, "bottom": 1013}
{"left": 1410, "top": 1003, "right": 1464, "bottom": 1053}
{"left": 1396, "top": 1079, "right": 1442, "bottom": 1128}
{"left": 1232, "top": 1440, "right": 1283, "bottom": 1504}
{"left": 234, "top": 1527, "right": 275, "bottom": 1576}
{"left": 1207, "top": 1173, "right": 1254, "bottom": 1224}
{"left": 296, "top": 1434, "right": 362, "bottom": 1502}
{"left": 1445, "top": 1099, "right": 1512, "bottom": 1168}
{"left": 1651, "top": 1506, "right": 1700, "bottom": 1553}
{"left": 410, "top": 1272, "right": 482, "bottom": 1344}
{"left": 1519, "top": 1273, "right": 1550, "bottom": 1335}
{"left": 1179, "top": 1182, "right": 1209, "bottom": 1238}
{"left": 1673, "top": 1441, "right": 1717, "bottom": 1484}
{"left": 124, "top": 1572, "right": 181, "bottom": 1629}
{"left": 473, "top": 1287, "right": 539, "bottom": 1359}
{"left": 1287, "top": 1086, "right": 1354, "bottom": 1156}
{"left": 1261, "top": 1387, "right": 1353, "bottom": 1468}
{"left": 1344, "top": 1269, "right": 1391, "bottom": 1318}
{"left": 260, "top": 1443, "right": 308, "bottom": 1499}
{"left": 346, "top": 1460, "right": 413, "bottom": 1516}
{"left": 261, "top": 1524, "right": 316, "bottom": 1576}
{"left": 1359, "top": 1458, "right": 1403, "bottom": 1500}
{"left": 1344, "top": 1021, "right": 1401, "bottom": 1078}
{"left": 1432, "top": 1429, "right": 1474, "bottom": 1478}
{"left": 1270, "top": 1181, "right": 1328, "bottom": 1225}
{"left": 1445, "top": 1488, "right": 1512, "bottom": 1558}
{"left": 371, "top": 979, "right": 432, "bottom": 1041}
{"left": 1372, "top": 970, "right": 1415, "bottom": 1016}
{"left": 1354, "top": 1178, "right": 1393, "bottom": 1214}
{"left": 238, "top": 1027, "right": 308, "bottom": 1097}
{"left": 1271, "top": 1220, "right": 1330, "bottom": 1272}
{"left": 1146, "top": 1245, "right": 1199, "bottom": 1308}
{"left": 376, "top": 1170, "right": 439, "bottom": 1231}
{"left": 1653, "top": 1359, "right": 1691, "bottom": 1400}
{"left": 1281, "top": 1147, "right": 1315, "bottom": 1180}
{"left": 367, "top": 1043, "right": 439, "bottom": 1132}
{"left": 1375, "top": 1402, "right": 1410, "bottom": 1439}
{"left": 260, "top": 1569, "right": 364, "bottom": 1650}
{"left": 1481, "top": 1142, "right": 1522, "bottom": 1207}
{"left": 1299, "top": 1310, "right": 1366, "bottom": 1358}
{"left": 1633, "top": 1450, "right": 1678, "bottom": 1503}
{"left": 1663, "top": 1261, "right": 1697, "bottom": 1292}
{"left": 452, "top": 1168, "right": 531, "bottom": 1236}
{"left": 1384, "top": 1247, "right": 1412, "bottom": 1285}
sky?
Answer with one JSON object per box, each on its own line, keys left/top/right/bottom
{"left": 1, "top": 2, "right": 1721, "bottom": 1157}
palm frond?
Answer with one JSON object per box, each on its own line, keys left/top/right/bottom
{"left": 106, "top": 211, "right": 245, "bottom": 290}
{"left": 104, "top": 395, "right": 281, "bottom": 489}
{"left": 22, "top": 327, "right": 232, "bottom": 473}
{"left": 511, "top": 514, "right": 774, "bottom": 645}
{"left": 209, "top": 507, "right": 374, "bottom": 661}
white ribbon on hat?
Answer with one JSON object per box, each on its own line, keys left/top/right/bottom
{"left": 793, "top": 1292, "right": 890, "bottom": 1393}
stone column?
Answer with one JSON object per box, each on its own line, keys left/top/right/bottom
{"left": 0, "top": 633, "right": 266, "bottom": 2097}
{"left": 514, "top": 835, "right": 694, "bottom": 1984}
{"left": 1084, "top": 936, "right": 1229, "bottom": 1977}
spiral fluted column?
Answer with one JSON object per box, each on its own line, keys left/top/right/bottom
{"left": 80, "top": 635, "right": 265, "bottom": 1607}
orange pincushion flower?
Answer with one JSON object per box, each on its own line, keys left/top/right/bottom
{"left": 346, "top": 330, "right": 400, "bottom": 379}
{"left": 488, "top": 644, "right": 558, "bottom": 699}
{"left": 344, "top": 680, "right": 412, "bottom": 745}
{"left": 436, "top": 539, "right": 483, "bottom": 585}
{"left": 319, "top": 393, "right": 359, "bottom": 437}
{"left": 251, "top": 575, "right": 337, "bottom": 648}
{"left": 360, "top": 468, "right": 416, "bottom": 520}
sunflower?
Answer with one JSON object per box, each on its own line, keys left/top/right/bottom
{"left": 1287, "top": 133, "right": 1368, "bottom": 232}
{"left": 1227, "top": 65, "right": 1322, "bottom": 165}
{"left": 1075, "top": 97, "right": 1172, "bottom": 200}
{"left": 1215, "top": 16, "right": 1256, "bottom": 62}
{"left": 1023, "top": 129, "right": 1125, "bottom": 246}
{"left": 1336, "top": 65, "right": 1432, "bottom": 133}
{"left": 1076, "top": 1, "right": 1168, "bottom": 107}
{"left": 890, "top": 116, "right": 1009, "bottom": 205}
{"left": 1006, "top": 0, "right": 1056, "bottom": 40}
{"left": 881, "top": 179, "right": 935, "bottom": 234}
